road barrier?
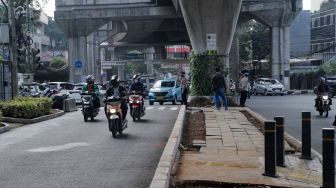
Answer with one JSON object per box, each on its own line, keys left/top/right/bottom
{"left": 301, "top": 112, "right": 312, "bottom": 160}
{"left": 274, "top": 116, "right": 285, "bottom": 167}
{"left": 322, "top": 128, "right": 335, "bottom": 188}
{"left": 263, "top": 121, "right": 277, "bottom": 177}
{"left": 63, "top": 98, "right": 77, "bottom": 112}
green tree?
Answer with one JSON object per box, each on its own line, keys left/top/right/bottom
{"left": 45, "top": 17, "right": 68, "bottom": 51}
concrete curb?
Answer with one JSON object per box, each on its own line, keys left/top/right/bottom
{"left": 2, "top": 109, "right": 65, "bottom": 125}
{"left": 150, "top": 105, "right": 186, "bottom": 188}
{"left": 0, "top": 122, "right": 10, "bottom": 134}
{"left": 244, "top": 108, "right": 322, "bottom": 162}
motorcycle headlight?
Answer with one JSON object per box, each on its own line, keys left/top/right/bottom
{"left": 323, "top": 96, "right": 329, "bottom": 100}
{"left": 110, "top": 109, "right": 116, "bottom": 114}
{"left": 129, "top": 101, "right": 133, "bottom": 104}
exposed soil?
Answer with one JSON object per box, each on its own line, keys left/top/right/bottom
{"left": 180, "top": 110, "right": 206, "bottom": 152}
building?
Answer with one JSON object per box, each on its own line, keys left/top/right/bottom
{"left": 310, "top": 0, "right": 336, "bottom": 64}
{"left": 33, "top": 12, "right": 50, "bottom": 53}
{"left": 290, "top": 10, "right": 311, "bottom": 58}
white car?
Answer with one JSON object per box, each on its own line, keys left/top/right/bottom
{"left": 253, "top": 78, "right": 286, "bottom": 96}
{"left": 48, "top": 82, "right": 82, "bottom": 104}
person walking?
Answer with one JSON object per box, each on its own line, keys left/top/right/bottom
{"left": 181, "top": 71, "right": 189, "bottom": 107}
{"left": 212, "top": 67, "right": 228, "bottom": 111}
{"left": 239, "top": 73, "right": 249, "bottom": 107}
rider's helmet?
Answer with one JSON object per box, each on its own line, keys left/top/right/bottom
{"left": 86, "top": 75, "right": 95, "bottom": 84}
{"left": 110, "top": 75, "right": 119, "bottom": 87}
{"left": 320, "top": 77, "right": 326, "bottom": 83}
{"left": 133, "top": 74, "right": 140, "bottom": 83}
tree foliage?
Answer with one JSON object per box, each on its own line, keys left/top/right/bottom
{"left": 239, "top": 21, "right": 271, "bottom": 62}
{"left": 45, "top": 17, "right": 68, "bottom": 51}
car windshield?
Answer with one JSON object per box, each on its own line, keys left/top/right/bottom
{"left": 61, "top": 84, "right": 74, "bottom": 90}
{"left": 49, "top": 84, "right": 58, "bottom": 90}
{"left": 263, "top": 80, "right": 271, "bottom": 85}
{"left": 270, "top": 79, "right": 280, "bottom": 84}
{"left": 153, "top": 80, "right": 175, "bottom": 88}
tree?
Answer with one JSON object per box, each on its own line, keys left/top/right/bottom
{"left": 45, "top": 17, "right": 68, "bottom": 51}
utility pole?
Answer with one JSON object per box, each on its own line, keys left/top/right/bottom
{"left": 8, "top": 0, "right": 18, "bottom": 97}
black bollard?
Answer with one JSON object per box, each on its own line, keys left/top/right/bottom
{"left": 263, "top": 121, "right": 277, "bottom": 177}
{"left": 301, "top": 112, "right": 312, "bottom": 160}
{"left": 274, "top": 116, "right": 285, "bottom": 167}
{"left": 322, "top": 128, "right": 335, "bottom": 188}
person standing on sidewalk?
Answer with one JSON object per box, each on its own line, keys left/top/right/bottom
{"left": 239, "top": 73, "right": 249, "bottom": 107}
{"left": 212, "top": 67, "right": 228, "bottom": 111}
{"left": 180, "top": 71, "right": 189, "bottom": 107}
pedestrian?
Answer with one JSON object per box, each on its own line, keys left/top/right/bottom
{"left": 181, "top": 71, "right": 189, "bottom": 107}
{"left": 239, "top": 73, "right": 249, "bottom": 107}
{"left": 211, "top": 67, "right": 228, "bottom": 111}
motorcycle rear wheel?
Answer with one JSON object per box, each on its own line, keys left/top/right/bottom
{"left": 324, "top": 105, "right": 329, "bottom": 117}
{"left": 84, "top": 115, "right": 88, "bottom": 122}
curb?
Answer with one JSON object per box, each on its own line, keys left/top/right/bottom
{"left": 150, "top": 105, "right": 186, "bottom": 188}
{"left": 244, "top": 108, "right": 322, "bottom": 162}
{"left": 0, "top": 122, "right": 10, "bottom": 134}
{"left": 2, "top": 109, "right": 65, "bottom": 125}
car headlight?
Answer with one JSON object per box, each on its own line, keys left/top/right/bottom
{"left": 323, "top": 96, "right": 329, "bottom": 100}
{"left": 109, "top": 109, "right": 116, "bottom": 114}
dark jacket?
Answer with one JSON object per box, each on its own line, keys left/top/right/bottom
{"left": 316, "top": 83, "right": 330, "bottom": 93}
{"left": 130, "top": 82, "right": 144, "bottom": 93}
{"left": 212, "top": 72, "right": 226, "bottom": 91}
{"left": 105, "top": 85, "right": 127, "bottom": 98}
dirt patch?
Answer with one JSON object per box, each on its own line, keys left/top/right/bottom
{"left": 180, "top": 110, "right": 206, "bottom": 152}
{"left": 174, "top": 180, "right": 284, "bottom": 188}
{"left": 189, "top": 97, "right": 213, "bottom": 107}
{"left": 240, "top": 110, "right": 264, "bottom": 134}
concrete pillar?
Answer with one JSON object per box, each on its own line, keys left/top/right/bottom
{"left": 230, "top": 33, "right": 240, "bottom": 82}
{"left": 145, "top": 53, "right": 154, "bottom": 76}
{"left": 283, "top": 26, "right": 290, "bottom": 90}
{"left": 68, "top": 36, "right": 88, "bottom": 83}
{"left": 271, "top": 27, "right": 281, "bottom": 81}
{"left": 87, "top": 33, "right": 95, "bottom": 76}
{"left": 117, "top": 65, "right": 124, "bottom": 81}
{"left": 179, "top": 0, "right": 242, "bottom": 71}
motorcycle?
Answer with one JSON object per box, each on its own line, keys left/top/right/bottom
{"left": 81, "top": 93, "right": 100, "bottom": 122}
{"left": 129, "top": 91, "right": 145, "bottom": 122}
{"left": 316, "top": 93, "right": 332, "bottom": 117}
{"left": 52, "top": 92, "right": 69, "bottom": 110}
{"left": 104, "top": 96, "right": 128, "bottom": 138}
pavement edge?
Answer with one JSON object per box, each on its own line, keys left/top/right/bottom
{"left": 244, "top": 107, "right": 322, "bottom": 162}
{"left": 149, "top": 105, "right": 186, "bottom": 188}
{"left": 2, "top": 109, "right": 65, "bottom": 125}
{"left": 0, "top": 122, "right": 10, "bottom": 134}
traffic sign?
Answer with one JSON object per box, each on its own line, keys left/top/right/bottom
{"left": 75, "top": 60, "right": 83, "bottom": 68}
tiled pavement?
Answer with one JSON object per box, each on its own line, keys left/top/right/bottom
{"left": 175, "top": 107, "right": 324, "bottom": 188}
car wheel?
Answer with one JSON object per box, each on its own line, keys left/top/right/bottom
{"left": 264, "top": 90, "right": 267, "bottom": 96}
{"left": 159, "top": 102, "right": 164, "bottom": 105}
{"left": 172, "top": 96, "right": 176, "bottom": 105}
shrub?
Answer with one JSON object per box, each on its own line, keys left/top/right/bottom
{"left": 0, "top": 97, "right": 52, "bottom": 119}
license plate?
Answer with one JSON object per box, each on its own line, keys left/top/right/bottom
{"left": 157, "top": 96, "right": 164, "bottom": 100}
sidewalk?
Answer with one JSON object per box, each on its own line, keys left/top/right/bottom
{"left": 174, "top": 107, "right": 323, "bottom": 187}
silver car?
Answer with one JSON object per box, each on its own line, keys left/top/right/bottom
{"left": 253, "top": 78, "right": 286, "bottom": 96}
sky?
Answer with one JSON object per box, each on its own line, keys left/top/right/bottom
{"left": 41, "top": 0, "right": 311, "bottom": 18}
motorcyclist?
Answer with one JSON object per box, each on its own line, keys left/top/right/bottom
{"left": 315, "top": 77, "right": 332, "bottom": 108}
{"left": 82, "top": 75, "right": 100, "bottom": 108}
{"left": 105, "top": 75, "right": 128, "bottom": 122}
{"left": 129, "top": 74, "right": 145, "bottom": 113}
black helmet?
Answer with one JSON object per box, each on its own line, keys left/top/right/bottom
{"left": 86, "top": 75, "right": 95, "bottom": 84}
{"left": 133, "top": 74, "right": 140, "bottom": 82}
{"left": 110, "top": 75, "right": 119, "bottom": 87}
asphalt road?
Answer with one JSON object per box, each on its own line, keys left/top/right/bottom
{"left": 245, "top": 94, "right": 336, "bottom": 155}
{"left": 0, "top": 102, "right": 180, "bottom": 188}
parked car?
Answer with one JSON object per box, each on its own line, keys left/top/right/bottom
{"left": 148, "top": 79, "right": 182, "bottom": 105}
{"left": 253, "top": 78, "right": 286, "bottom": 96}
{"left": 325, "top": 76, "right": 336, "bottom": 98}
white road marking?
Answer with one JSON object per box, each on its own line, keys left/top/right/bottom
{"left": 170, "top": 107, "right": 178, "bottom": 111}
{"left": 27, "top": 142, "right": 90, "bottom": 153}
{"left": 158, "top": 107, "right": 166, "bottom": 110}
{"left": 146, "top": 107, "right": 154, "bottom": 110}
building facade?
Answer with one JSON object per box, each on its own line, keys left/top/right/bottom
{"left": 290, "top": 10, "right": 311, "bottom": 57}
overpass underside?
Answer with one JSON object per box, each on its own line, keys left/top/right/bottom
{"left": 55, "top": 0, "right": 302, "bottom": 89}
